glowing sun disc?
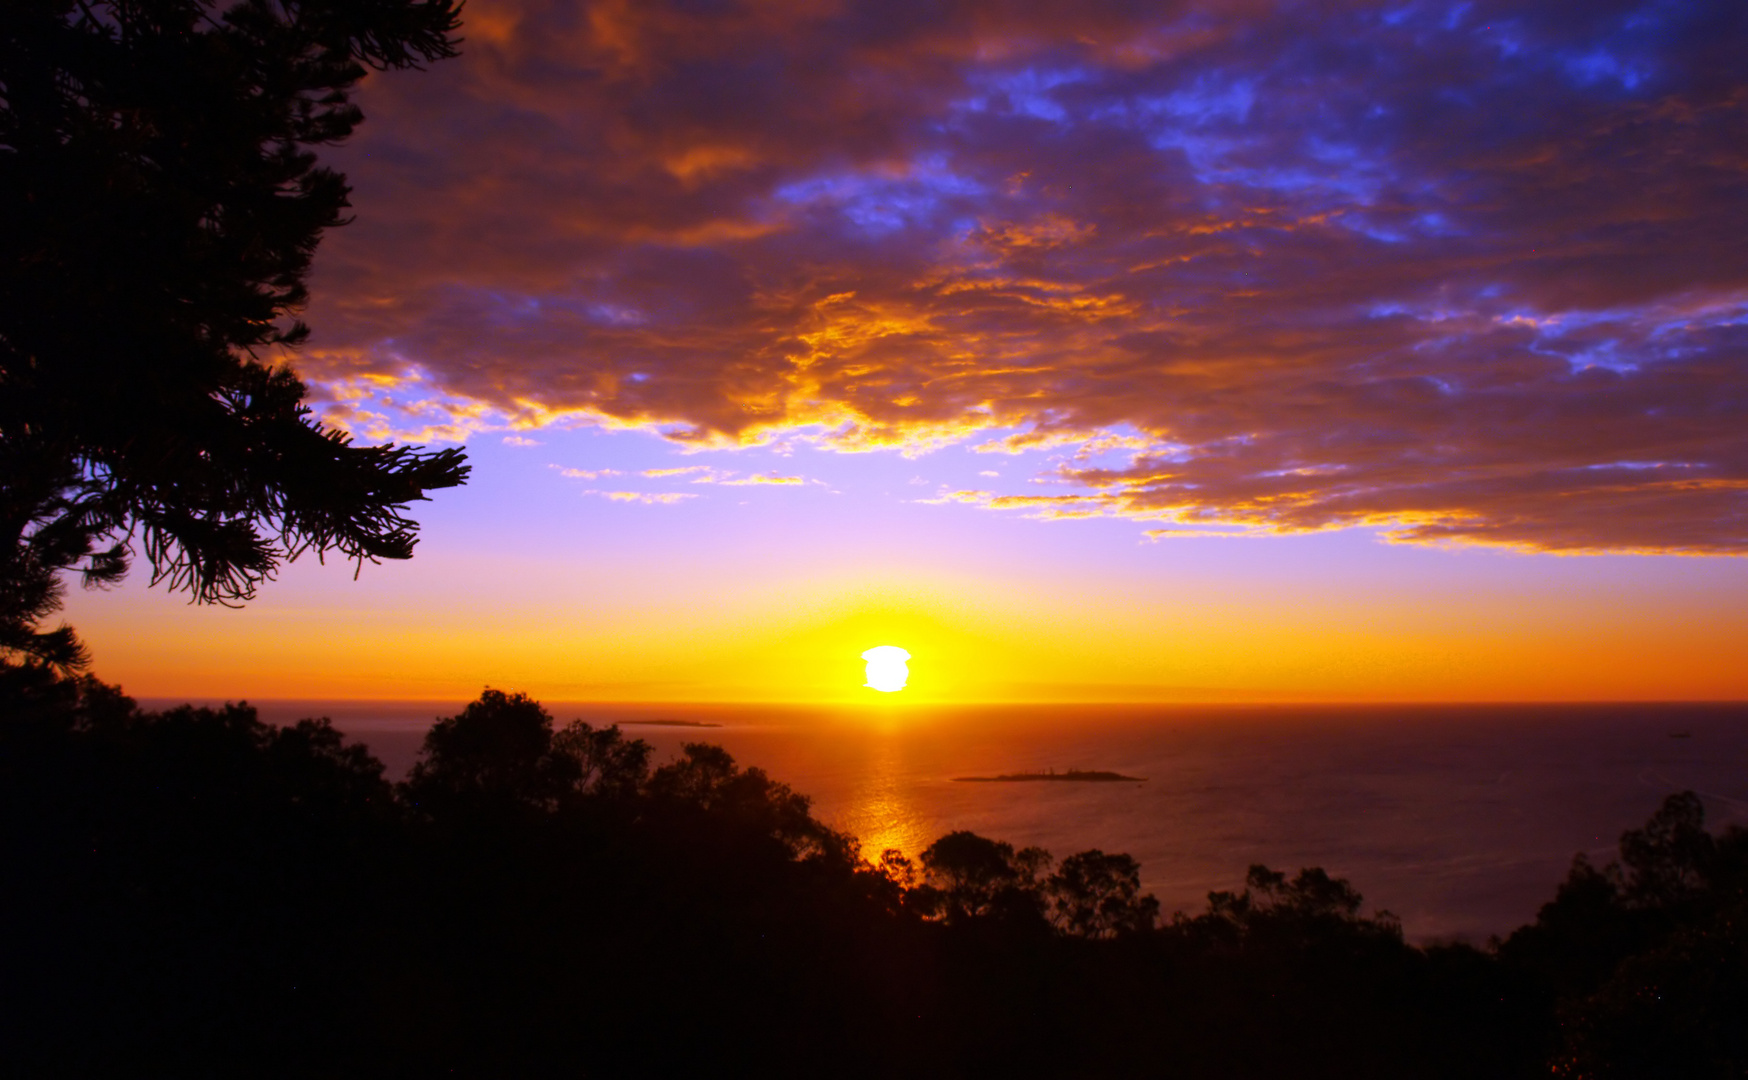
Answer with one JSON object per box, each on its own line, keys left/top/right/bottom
{"left": 861, "top": 646, "right": 911, "bottom": 692}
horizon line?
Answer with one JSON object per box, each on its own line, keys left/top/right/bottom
{"left": 132, "top": 695, "right": 1748, "bottom": 707}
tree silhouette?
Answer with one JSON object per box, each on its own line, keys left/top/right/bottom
{"left": 647, "top": 742, "right": 847, "bottom": 860}
{"left": 0, "top": 0, "right": 468, "bottom": 670}
{"left": 1617, "top": 790, "right": 1715, "bottom": 910}
{"left": 913, "top": 829, "right": 1052, "bottom": 923}
{"left": 1177, "top": 862, "right": 1404, "bottom": 954}
{"left": 402, "top": 689, "right": 567, "bottom": 810}
{"left": 549, "top": 718, "right": 652, "bottom": 799}
{"left": 1503, "top": 792, "right": 1748, "bottom": 1078}
{"left": 20, "top": 682, "right": 1745, "bottom": 1077}
{"left": 1045, "top": 849, "right": 1159, "bottom": 938}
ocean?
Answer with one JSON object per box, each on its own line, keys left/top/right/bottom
{"left": 150, "top": 698, "right": 1748, "bottom": 944}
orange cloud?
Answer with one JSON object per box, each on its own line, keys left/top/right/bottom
{"left": 719, "top": 473, "right": 805, "bottom": 486}
{"left": 643, "top": 466, "right": 717, "bottom": 479}
{"left": 555, "top": 466, "right": 622, "bottom": 479}
{"left": 591, "top": 490, "right": 698, "bottom": 505}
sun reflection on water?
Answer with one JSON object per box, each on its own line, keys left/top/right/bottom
{"left": 831, "top": 734, "right": 930, "bottom": 861}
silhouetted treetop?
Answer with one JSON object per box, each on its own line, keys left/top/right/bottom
{"left": 404, "top": 689, "right": 562, "bottom": 808}
{"left": 1047, "top": 849, "right": 1159, "bottom": 939}
{"left": 1497, "top": 792, "right": 1748, "bottom": 1079}
{"left": 400, "top": 692, "right": 847, "bottom": 860}
{"left": 0, "top": 0, "right": 467, "bottom": 670}
{"left": 550, "top": 718, "right": 652, "bottom": 800}
{"left": 907, "top": 830, "right": 1050, "bottom": 927}
{"left": 648, "top": 742, "right": 848, "bottom": 861}
{"left": 907, "top": 831, "right": 1165, "bottom": 937}
{"left": 1617, "top": 790, "right": 1717, "bottom": 910}
{"left": 1178, "top": 863, "right": 1400, "bottom": 951}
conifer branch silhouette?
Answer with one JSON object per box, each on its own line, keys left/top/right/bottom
{"left": 0, "top": 0, "right": 469, "bottom": 668}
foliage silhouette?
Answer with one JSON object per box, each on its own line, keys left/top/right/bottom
{"left": 550, "top": 716, "right": 652, "bottom": 800}
{"left": 647, "top": 741, "right": 849, "bottom": 861}
{"left": 1, "top": 674, "right": 397, "bottom": 1073}
{"left": 5, "top": 680, "right": 1744, "bottom": 1078}
{"left": 0, "top": 0, "right": 468, "bottom": 670}
{"left": 1617, "top": 790, "right": 1716, "bottom": 909}
{"left": 1047, "top": 849, "right": 1160, "bottom": 938}
{"left": 1498, "top": 791, "right": 1748, "bottom": 1078}
{"left": 912, "top": 829, "right": 1053, "bottom": 925}
{"left": 401, "top": 687, "right": 569, "bottom": 810}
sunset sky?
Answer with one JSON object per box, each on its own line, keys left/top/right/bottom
{"left": 67, "top": 0, "right": 1748, "bottom": 703}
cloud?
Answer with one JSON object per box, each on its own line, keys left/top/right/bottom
{"left": 643, "top": 465, "right": 720, "bottom": 479}
{"left": 1143, "top": 527, "right": 1267, "bottom": 541}
{"left": 554, "top": 466, "right": 622, "bottom": 479}
{"left": 917, "top": 489, "right": 995, "bottom": 506}
{"left": 502, "top": 434, "right": 542, "bottom": 446}
{"left": 590, "top": 490, "right": 698, "bottom": 505}
{"left": 641, "top": 465, "right": 807, "bottom": 485}
{"left": 719, "top": 473, "right": 805, "bottom": 486}
{"left": 643, "top": 461, "right": 716, "bottom": 475}
{"left": 301, "top": 0, "right": 1748, "bottom": 553}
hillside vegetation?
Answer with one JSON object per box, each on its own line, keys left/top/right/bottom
{"left": 4, "top": 674, "right": 1743, "bottom": 1077}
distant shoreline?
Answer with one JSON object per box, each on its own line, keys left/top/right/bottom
{"left": 954, "top": 769, "right": 1145, "bottom": 783}
{"left": 617, "top": 719, "right": 723, "bottom": 728}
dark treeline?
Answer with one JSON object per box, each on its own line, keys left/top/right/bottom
{"left": 4, "top": 673, "right": 1745, "bottom": 1078}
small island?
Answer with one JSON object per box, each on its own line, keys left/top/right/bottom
{"left": 617, "top": 719, "right": 723, "bottom": 728}
{"left": 954, "top": 769, "right": 1145, "bottom": 783}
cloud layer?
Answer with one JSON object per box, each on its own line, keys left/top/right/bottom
{"left": 304, "top": 0, "right": 1748, "bottom": 552}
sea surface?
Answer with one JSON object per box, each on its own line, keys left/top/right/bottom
{"left": 146, "top": 698, "right": 1748, "bottom": 944}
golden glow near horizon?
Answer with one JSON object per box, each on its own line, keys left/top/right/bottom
{"left": 49, "top": 430, "right": 1748, "bottom": 707}
{"left": 52, "top": 527, "right": 1748, "bottom": 705}
{"left": 862, "top": 646, "right": 911, "bottom": 693}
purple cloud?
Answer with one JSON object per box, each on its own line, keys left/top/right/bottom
{"left": 299, "top": 0, "right": 1748, "bottom": 552}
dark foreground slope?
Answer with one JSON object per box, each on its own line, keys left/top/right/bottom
{"left": 3, "top": 672, "right": 1743, "bottom": 1078}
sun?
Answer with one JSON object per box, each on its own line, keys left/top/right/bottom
{"left": 861, "top": 645, "right": 911, "bottom": 693}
